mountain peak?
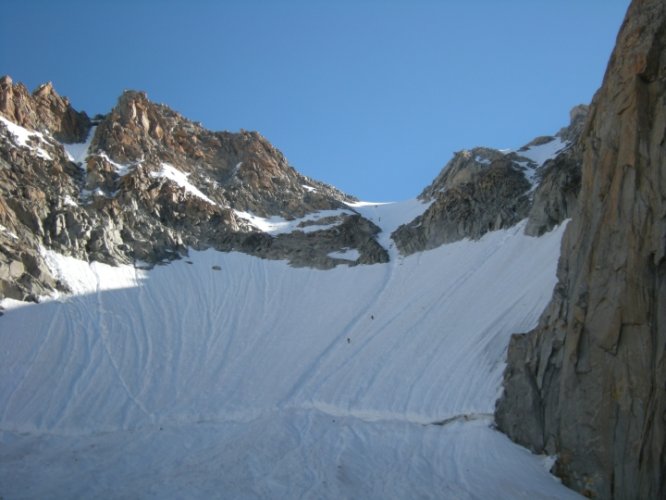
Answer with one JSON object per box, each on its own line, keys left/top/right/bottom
{"left": 33, "top": 80, "right": 55, "bottom": 97}
{"left": 0, "top": 76, "right": 585, "bottom": 301}
{"left": 0, "top": 76, "right": 89, "bottom": 143}
{"left": 0, "top": 81, "right": 389, "bottom": 301}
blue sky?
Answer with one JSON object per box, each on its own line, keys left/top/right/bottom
{"left": 2, "top": 0, "right": 630, "bottom": 201}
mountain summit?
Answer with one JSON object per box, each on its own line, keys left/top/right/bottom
{"left": 0, "top": 79, "right": 394, "bottom": 301}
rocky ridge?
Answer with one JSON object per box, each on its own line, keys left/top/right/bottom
{"left": 0, "top": 75, "right": 586, "bottom": 303}
{"left": 496, "top": 0, "right": 666, "bottom": 498}
{"left": 392, "top": 105, "right": 587, "bottom": 254}
{"left": 0, "top": 80, "right": 388, "bottom": 301}
{"left": 0, "top": 76, "right": 90, "bottom": 143}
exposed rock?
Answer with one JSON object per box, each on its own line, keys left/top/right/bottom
{"left": 524, "top": 143, "right": 582, "bottom": 236}
{"left": 0, "top": 76, "right": 90, "bottom": 142}
{"left": 0, "top": 80, "right": 385, "bottom": 300}
{"left": 92, "top": 90, "right": 353, "bottom": 218}
{"left": 393, "top": 155, "right": 531, "bottom": 254}
{"left": 557, "top": 104, "right": 588, "bottom": 143}
{"left": 392, "top": 109, "right": 587, "bottom": 254}
{"left": 496, "top": 0, "right": 666, "bottom": 498}
{"left": 524, "top": 106, "right": 587, "bottom": 236}
{"left": 271, "top": 214, "right": 389, "bottom": 269}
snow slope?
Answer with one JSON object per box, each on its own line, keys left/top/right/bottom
{"left": 519, "top": 137, "right": 568, "bottom": 167}
{"left": 347, "top": 199, "right": 432, "bottom": 259}
{"left": 61, "top": 126, "right": 96, "bottom": 167}
{"left": 0, "top": 211, "right": 579, "bottom": 499}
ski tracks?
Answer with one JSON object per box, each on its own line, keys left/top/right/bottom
{"left": 278, "top": 261, "right": 394, "bottom": 406}
{"left": 94, "top": 266, "right": 153, "bottom": 424}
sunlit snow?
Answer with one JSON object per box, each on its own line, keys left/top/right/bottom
{"left": 234, "top": 208, "right": 355, "bottom": 235}
{"left": 62, "top": 195, "right": 78, "bottom": 207}
{"left": 38, "top": 247, "right": 147, "bottom": 297}
{"left": 150, "top": 163, "right": 215, "bottom": 204}
{"left": 516, "top": 137, "right": 569, "bottom": 187}
{"left": 96, "top": 152, "right": 138, "bottom": 177}
{"left": 347, "top": 199, "right": 433, "bottom": 259}
{"left": 0, "top": 224, "right": 19, "bottom": 240}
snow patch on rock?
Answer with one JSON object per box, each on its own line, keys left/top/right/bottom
{"left": 150, "top": 163, "right": 216, "bottom": 204}
{"left": 0, "top": 115, "right": 53, "bottom": 160}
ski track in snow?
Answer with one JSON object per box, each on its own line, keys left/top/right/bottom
{"left": 0, "top": 215, "right": 580, "bottom": 499}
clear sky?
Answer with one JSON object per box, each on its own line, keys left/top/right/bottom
{"left": 2, "top": 0, "right": 631, "bottom": 201}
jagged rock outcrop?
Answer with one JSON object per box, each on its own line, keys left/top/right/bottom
{"left": 393, "top": 152, "right": 531, "bottom": 254}
{"left": 392, "top": 108, "right": 586, "bottom": 254}
{"left": 0, "top": 81, "right": 387, "bottom": 301}
{"left": 496, "top": 0, "right": 666, "bottom": 498}
{"left": 0, "top": 76, "right": 90, "bottom": 143}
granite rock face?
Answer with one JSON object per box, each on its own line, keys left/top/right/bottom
{"left": 0, "top": 81, "right": 386, "bottom": 301}
{"left": 496, "top": 0, "right": 666, "bottom": 497}
{"left": 392, "top": 109, "right": 586, "bottom": 254}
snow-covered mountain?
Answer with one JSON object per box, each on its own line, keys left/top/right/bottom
{"left": 0, "top": 74, "right": 584, "bottom": 302}
{"left": 0, "top": 77, "right": 581, "bottom": 499}
{"left": 1, "top": 1, "right": 664, "bottom": 498}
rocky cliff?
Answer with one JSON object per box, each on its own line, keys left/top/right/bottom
{"left": 0, "top": 79, "right": 387, "bottom": 301}
{"left": 496, "top": 0, "right": 666, "bottom": 498}
{"left": 0, "top": 76, "right": 90, "bottom": 143}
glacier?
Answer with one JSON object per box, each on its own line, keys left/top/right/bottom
{"left": 0, "top": 203, "right": 580, "bottom": 499}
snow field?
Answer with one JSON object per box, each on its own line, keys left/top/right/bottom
{"left": 1, "top": 413, "right": 576, "bottom": 499}
{"left": 0, "top": 210, "right": 580, "bottom": 498}
{"left": 516, "top": 137, "right": 569, "bottom": 187}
